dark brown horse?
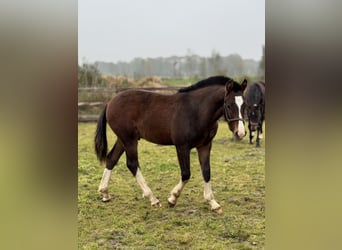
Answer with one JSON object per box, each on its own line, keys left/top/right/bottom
{"left": 243, "top": 81, "right": 265, "bottom": 147}
{"left": 95, "top": 76, "right": 247, "bottom": 213}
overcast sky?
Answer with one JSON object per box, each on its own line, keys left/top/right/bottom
{"left": 78, "top": 0, "right": 264, "bottom": 64}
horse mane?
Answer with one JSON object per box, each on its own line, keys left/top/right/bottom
{"left": 178, "top": 76, "right": 232, "bottom": 93}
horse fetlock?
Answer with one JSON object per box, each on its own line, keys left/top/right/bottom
{"left": 101, "top": 192, "right": 112, "bottom": 202}
{"left": 143, "top": 192, "right": 160, "bottom": 207}
{"left": 171, "top": 190, "right": 181, "bottom": 199}
{"left": 98, "top": 186, "right": 108, "bottom": 193}
{"left": 204, "top": 192, "right": 214, "bottom": 202}
{"left": 142, "top": 190, "right": 153, "bottom": 199}
{"left": 98, "top": 187, "right": 112, "bottom": 202}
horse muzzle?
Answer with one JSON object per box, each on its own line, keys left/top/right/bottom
{"left": 234, "top": 130, "right": 247, "bottom": 140}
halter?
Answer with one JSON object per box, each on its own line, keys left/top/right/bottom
{"left": 223, "top": 103, "right": 245, "bottom": 124}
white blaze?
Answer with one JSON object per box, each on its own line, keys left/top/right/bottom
{"left": 235, "top": 96, "right": 245, "bottom": 138}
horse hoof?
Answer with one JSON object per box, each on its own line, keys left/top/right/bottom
{"left": 151, "top": 201, "right": 162, "bottom": 208}
{"left": 168, "top": 201, "right": 176, "bottom": 208}
{"left": 213, "top": 207, "right": 223, "bottom": 214}
{"left": 101, "top": 197, "right": 111, "bottom": 202}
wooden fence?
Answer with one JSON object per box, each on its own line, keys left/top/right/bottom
{"left": 78, "top": 86, "right": 182, "bottom": 122}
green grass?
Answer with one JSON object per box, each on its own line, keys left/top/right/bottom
{"left": 78, "top": 122, "right": 265, "bottom": 249}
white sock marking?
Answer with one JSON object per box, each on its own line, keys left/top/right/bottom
{"left": 135, "top": 168, "right": 159, "bottom": 205}
{"left": 98, "top": 168, "right": 112, "bottom": 201}
{"left": 204, "top": 182, "right": 221, "bottom": 210}
{"left": 135, "top": 168, "right": 152, "bottom": 197}
{"left": 168, "top": 179, "right": 186, "bottom": 205}
{"left": 98, "top": 168, "right": 112, "bottom": 192}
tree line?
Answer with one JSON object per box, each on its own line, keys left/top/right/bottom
{"left": 79, "top": 49, "right": 265, "bottom": 87}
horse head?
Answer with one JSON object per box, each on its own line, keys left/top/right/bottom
{"left": 224, "top": 79, "right": 247, "bottom": 140}
{"left": 248, "top": 103, "right": 262, "bottom": 131}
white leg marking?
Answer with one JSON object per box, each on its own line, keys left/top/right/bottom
{"left": 98, "top": 168, "right": 112, "bottom": 201}
{"left": 235, "top": 96, "right": 246, "bottom": 138}
{"left": 204, "top": 182, "right": 221, "bottom": 211}
{"left": 168, "top": 179, "right": 186, "bottom": 205}
{"left": 135, "top": 168, "right": 160, "bottom": 206}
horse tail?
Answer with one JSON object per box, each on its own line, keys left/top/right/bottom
{"left": 95, "top": 105, "right": 108, "bottom": 163}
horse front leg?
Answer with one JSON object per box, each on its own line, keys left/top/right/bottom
{"left": 256, "top": 129, "right": 260, "bottom": 147}
{"left": 248, "top": 121, "right": 254, "bottom": 144}
{"left": 168, "top": 146, "right": 190, "bottom": 207}
{"left": 256, "top": 122, "right": 262, "bottom": 147}
{"left": 259, "top": 119, "right": 264, "bottom": 139}
{"left": 197, "top": 143, "right": 222, "bottom": 213}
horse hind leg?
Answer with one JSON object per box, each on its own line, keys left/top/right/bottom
{"left": 249, "top": 122, "right": 254, "bottom": 144}
{"left": 98, "top": 140, "right": 124, "bottom": 202}
{"left": 125, "top": 141, "right": 161, "bottom": 207}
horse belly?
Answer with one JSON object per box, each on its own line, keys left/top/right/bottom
{"left": 137, "top": 120, "right": 173, "bottom": 145}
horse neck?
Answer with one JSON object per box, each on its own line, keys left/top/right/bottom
{"left": 191, "top": 86, "right": 225, "bottom": 123}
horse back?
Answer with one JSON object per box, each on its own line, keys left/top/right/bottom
{"left": 244, "top": 81, "right": 265, "bottom": 106}
{"left": 106, "top": 90, "right": 177, "bottom": 145}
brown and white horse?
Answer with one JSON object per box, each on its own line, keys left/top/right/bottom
{"left": 94, "top": 76, "right": 247, "bottom": 213}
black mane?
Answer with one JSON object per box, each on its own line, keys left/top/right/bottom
{"left": 178, "top": 76, "right": 232, "bottom": 93}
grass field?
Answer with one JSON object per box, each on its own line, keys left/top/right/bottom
{"left": 78, "top": 122, "right": 265, "bottom": 249}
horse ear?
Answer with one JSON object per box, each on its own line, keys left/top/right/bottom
{"left": 225, "top": 80, "right": 234, "bottom": 93}
{"left": 241, "top": 79, "right": 248, "bottom": 90}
